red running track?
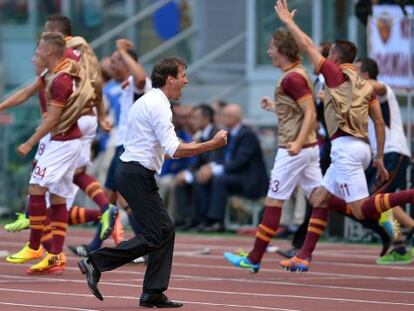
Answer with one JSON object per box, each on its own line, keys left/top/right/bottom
{"left": 0, "top": 228, "right": 413, "bottom": 310}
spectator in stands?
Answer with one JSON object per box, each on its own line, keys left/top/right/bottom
{"left": 157, "top": 103, "right": 194, "bottom": 219}
{"left": 196, "top": 104, "right": 268, "bottom": 232}
{"left": 175, "top": 104, "right": 224, "bottom": 230}
{"left": 210, "top": 100, "right": 228, "bottom": 129}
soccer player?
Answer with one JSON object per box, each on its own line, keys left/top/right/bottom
{"left": 3, "top": 15, "right": 118, "bottom": 243}
{"left": 274, "top": 0, "right": 414, "bottom": 272}
{"left": 223, "top": 27, "right": 321, "bottom": 272}
{"left": 7, "top": 32, "right": 95, "bottom": 274}
{"left": 43, "top": 14, "right": 118, "bottom": 239}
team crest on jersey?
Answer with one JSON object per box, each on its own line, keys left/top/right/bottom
{"left": 376, "top": 12, "right": 392, "bottom": 44}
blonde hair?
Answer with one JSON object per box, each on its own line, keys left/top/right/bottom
{"left": 41, "top": 31, "right": 66, "bottom": 56}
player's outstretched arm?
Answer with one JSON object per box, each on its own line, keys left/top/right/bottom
{"left": 274, "top": 0, "right": 323, "bottom": 69}
{"left": 0, "top": 79, "right": 42, "bottom": 112}
{"left": 17, "top": 105, "right": 62, "bottom": 156}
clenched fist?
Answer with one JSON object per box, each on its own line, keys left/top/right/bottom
{"left": 261, "top": 96, "right": 276, "bottom": 112}
{"left": 212, "top": 129, "right": 228, "bottom": 148}
{"left": 116, "top": 39, "right": 134, "bottom": 51}
{"left": 17, "top": 142, "right": 33, "bottom": 157}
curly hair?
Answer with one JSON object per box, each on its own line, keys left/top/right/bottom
{"left": 271, "top": 28, "right": 300, "bottom": 62}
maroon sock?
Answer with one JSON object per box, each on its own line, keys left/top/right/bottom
{"left": 50, "top": 204, "right": 68, "bottom": 254}
{"left": 73, "top": 172, "right": 109, "bottom": 212}
{"left": 327, "top": 196, "right": 352, "bottom": 216}
{"left": 68, "top": 206, "right": 101, "bottom": 225}
{"left": 362, "top": 191, "right": 414, "bottom": 219}
{"left": 41, "top": 210, "right": 53, "bottom": 252}
{"left": 247, "top": 205, "right": 282, "bottom": 264}
{"left": 296, "top": 207, "right": 328, "bottom": 260}
{"left": 28, "top": 195, "right": 47, "bottom": 250}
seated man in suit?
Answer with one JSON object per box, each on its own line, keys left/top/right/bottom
{"left": 196, "top": 104, "right": 269, "bottom": 232}
{"left": 175, "top": 104, "right": 224, "bottom": 229}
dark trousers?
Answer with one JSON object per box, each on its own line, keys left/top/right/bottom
{"left": 89, "top": 161, "right": 175, "bottom": 294}
{"left": 202, "top": 174, "right": 244, "bottom": 222}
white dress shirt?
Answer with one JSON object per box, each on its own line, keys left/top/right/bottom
{"left": 120, "top": 88, "right": 181, "bottom": 173}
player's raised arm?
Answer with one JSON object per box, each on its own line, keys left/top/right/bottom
{"left": 274, "top": 0, "right": 323, "bottom": 70}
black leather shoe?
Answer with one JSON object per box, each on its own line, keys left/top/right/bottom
{"left": 139, "top": 293, "right": 183, "bottom": 308}
{"left": 78, "top": 257, "right": 103, "bottom": 301}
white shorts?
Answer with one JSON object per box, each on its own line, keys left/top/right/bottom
{"left": 76, "top": 115, "right": 98, "bottom": 168}
{"left": 322, "top": 136, "right": 371, "bottom": 203}
{"left": 29, "top": 138, "right": 82, "bottom": 199}
{"left": 34, "top": 134, "right": 51, "bottom": 162}
{"left": 267, "top": 145, "right": 322, "bottom": 200}
{"left": 45, "top": 184, "right": 78, "bottom": 210}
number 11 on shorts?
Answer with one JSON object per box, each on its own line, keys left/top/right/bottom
{"left": 340, "top": 183, "right": 350, "bottom": 197}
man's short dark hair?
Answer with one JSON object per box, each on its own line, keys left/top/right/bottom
{"left": 151, "top": 57, "right": 187, "bottom": 89}
{"left": 319, "top": 41, "right": 332, "bottom": 58}
{"left": 46, "top": 14, "right": 72, "bottom": 36}
{"left": 332, "top": 40, "right": 358, "bottom": 64}
{"left": 356, "top": 57, "right": 379, "bottom": 79}
{"left": 195, "top": 104, "right": 215, "bottom": 123}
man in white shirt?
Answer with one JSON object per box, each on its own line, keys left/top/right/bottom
{"left": 78, "top": 56, "right": 227, "bottom": 308}
{"left": 69, "top": 39, "right": 151, "bottom": 257}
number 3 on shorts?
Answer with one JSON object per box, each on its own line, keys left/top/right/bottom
{"left": 270, "top": 179, "right": 280, "bottom": 193}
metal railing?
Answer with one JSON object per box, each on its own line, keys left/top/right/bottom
{"left": 140, "top": 25, "right": 198, "bottom": 64}
{"left": 186, "top": 32, "right": 246, "bottom": 75}
{"left": 90, "top": 0, "right": 171, "bottom": 49}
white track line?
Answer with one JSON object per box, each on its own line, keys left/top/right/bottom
{"left": 0, "top": 288, "right": 300, "bottom": 311}
{"left": 0, "top": 274, "right": 413, "bottom": 306}
{"left": 0, "top": 301, "right": 98, "bottom": 311}
{"left": 2, "top": 262, "right": 414, "bottom": 295}
{"left": 0, "top": 284, "right": 413, "bottom": 309}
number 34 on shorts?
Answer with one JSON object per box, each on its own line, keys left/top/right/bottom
{"left": 32, "top": 166, "right": 47, "bottom": 180}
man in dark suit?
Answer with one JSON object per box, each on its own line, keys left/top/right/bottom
{"left": 174, "top": 104, "right": 224, "bottom": 229}
{"left": 196, "top": 104, "right": 269, "bottom": 232}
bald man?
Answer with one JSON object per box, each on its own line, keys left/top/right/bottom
{"left": 196, "top": 104, "right": 268, "bottom": 232}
